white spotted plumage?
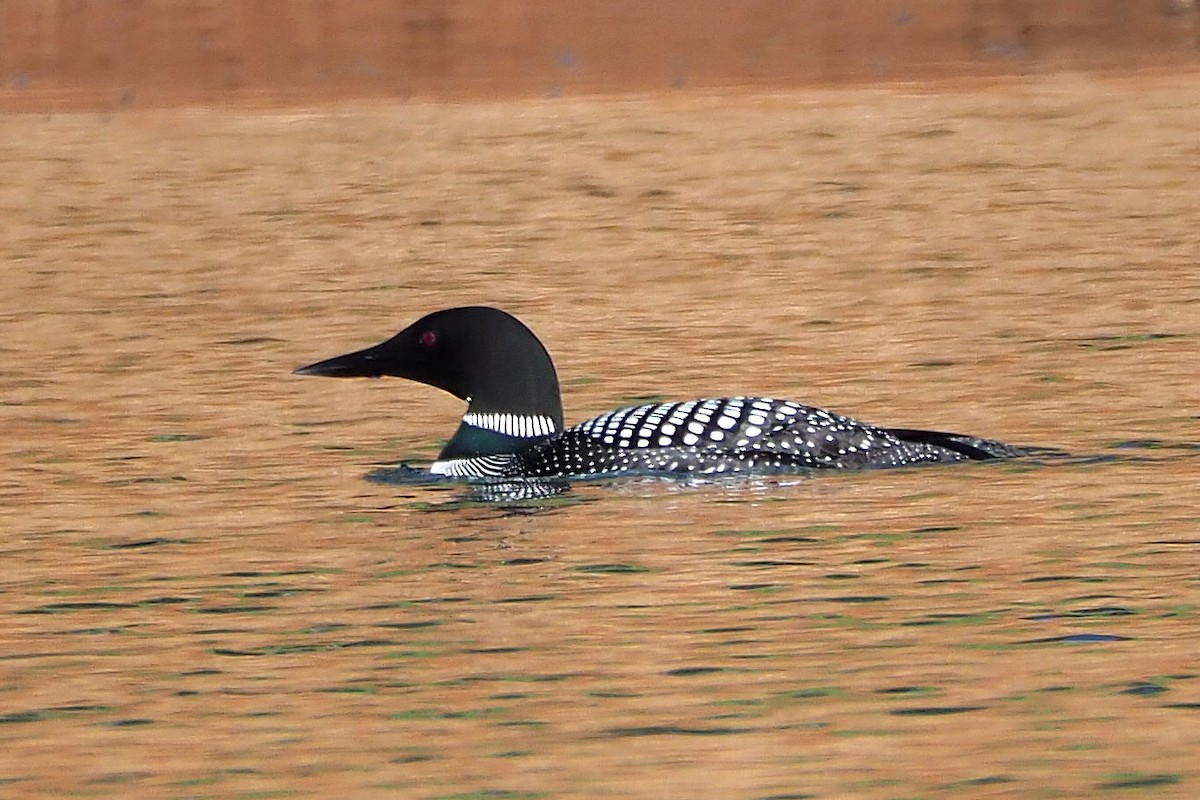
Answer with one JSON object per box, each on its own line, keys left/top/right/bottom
{"left": 471, "top": 396, "right": 1002, "bottom": 479}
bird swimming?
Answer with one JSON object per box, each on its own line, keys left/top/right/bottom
{"left": 294, "top": 306, "right": 1025, "bottom": 480}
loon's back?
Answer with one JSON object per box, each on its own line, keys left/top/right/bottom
{"left": 430, "top": 396, "right": 1024, "bottom": 479}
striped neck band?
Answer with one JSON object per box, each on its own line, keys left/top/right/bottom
{"left": 462, "top": 412, "right": 557, "bottom": 439}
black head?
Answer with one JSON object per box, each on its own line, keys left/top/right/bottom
{"left": 294, "top": 306, "right": 564, "bottom": 428}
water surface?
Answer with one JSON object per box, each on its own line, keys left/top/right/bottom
{"left": 2, "top": 74, "right": 1198, "bottom": 798}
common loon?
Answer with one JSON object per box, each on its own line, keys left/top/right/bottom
{"left": 295, "top": 306, "right": 1025, "bottom": 479}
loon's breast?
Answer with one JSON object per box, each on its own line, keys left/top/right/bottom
{"left": 432, "top": 397, "right": 1014, "bottom": 480}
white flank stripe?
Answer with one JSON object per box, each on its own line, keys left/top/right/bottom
{"left": 431, "top": 455, "right": 514, "bottom": 477}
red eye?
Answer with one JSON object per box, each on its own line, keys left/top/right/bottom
{"left": 418, "top": 330, "right": 438, "bottom": 347}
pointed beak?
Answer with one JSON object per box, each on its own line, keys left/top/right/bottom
{"left": 294, "top": 344, "right": 386, "bottom": 378}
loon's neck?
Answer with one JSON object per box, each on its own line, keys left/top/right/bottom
{"left": 437, "top": 409, "right": 559, "bottom": 460}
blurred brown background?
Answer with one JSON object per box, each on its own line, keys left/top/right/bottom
{"left": 2, "top": 0, "right": 1198, "bottom": 110}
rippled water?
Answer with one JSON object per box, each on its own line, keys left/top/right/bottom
{"left": 2, "top": 74, "right": 1198, "bottom": 798}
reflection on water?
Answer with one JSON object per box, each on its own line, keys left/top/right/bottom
{"left": 367, "top": 464, "right": 576, "bottom": 510}
{"left": 2, "top": 75, "right": 1199, "bottom": 797}
{"left": 364, "top": 444, "right": 1119, "bottom": 514}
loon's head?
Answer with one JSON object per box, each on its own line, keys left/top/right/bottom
{"left": 294, "top": 306, "right": 565, "bottom": 431}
